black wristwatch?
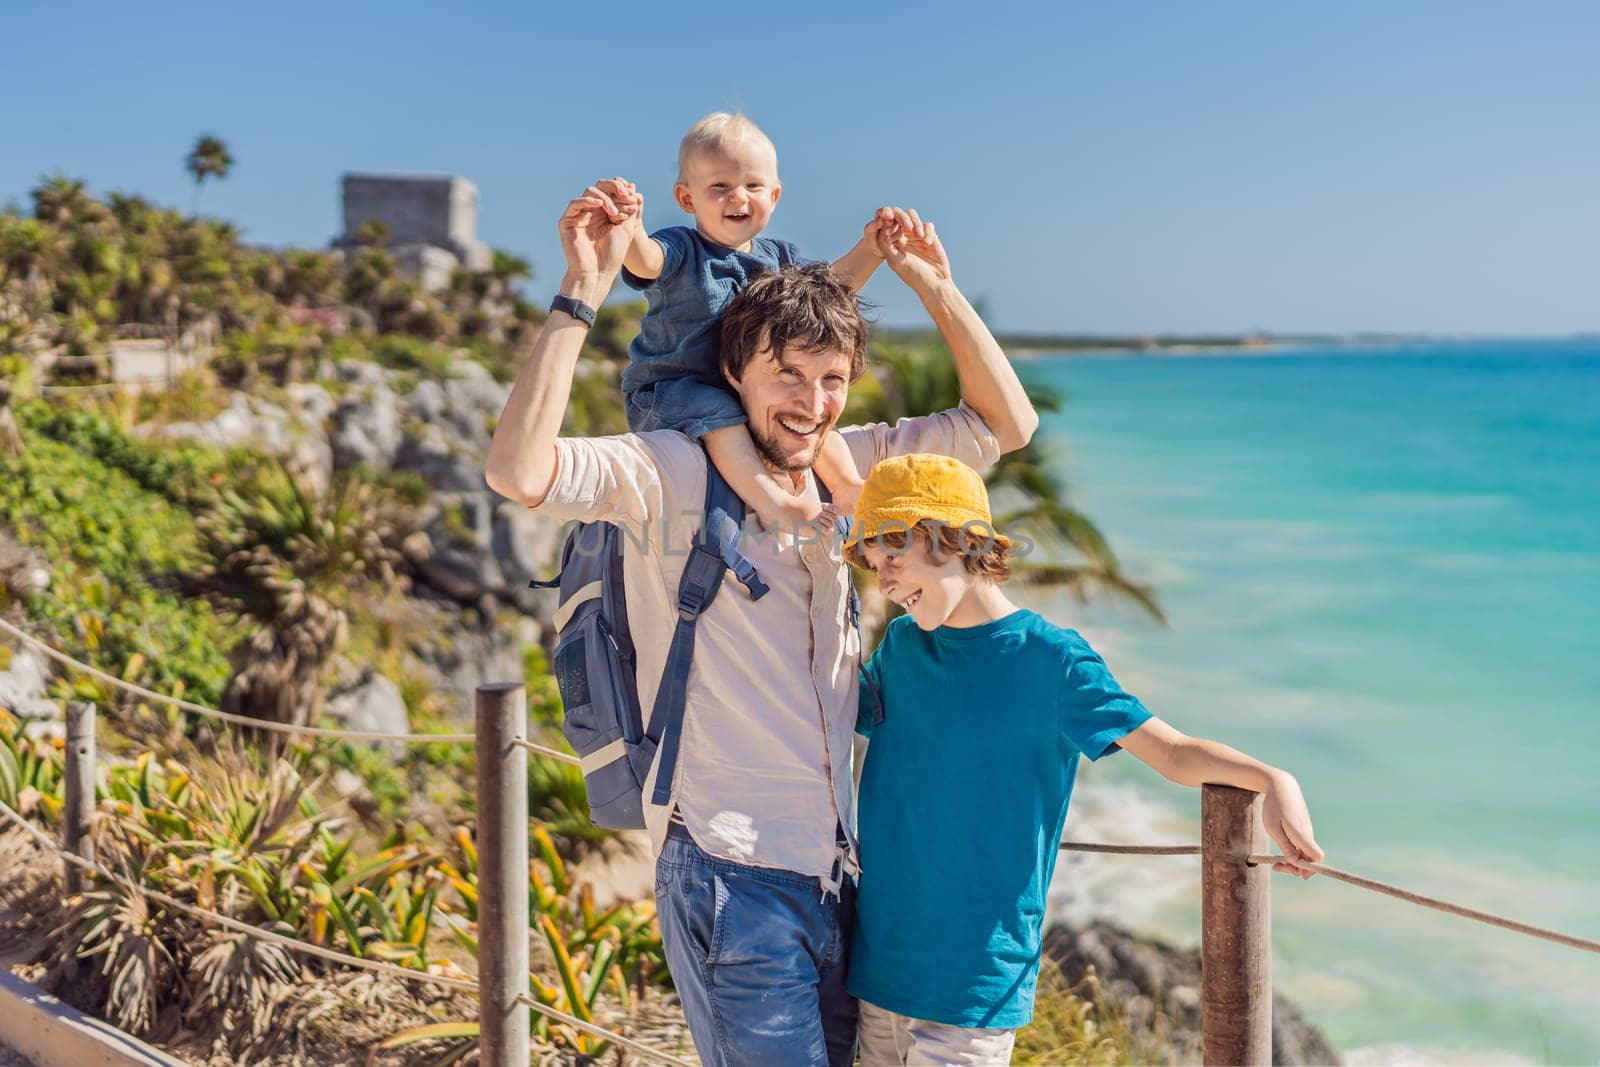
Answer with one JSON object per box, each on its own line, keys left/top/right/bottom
{"left": 549, "top": 293, "right": 597, "bottom": 328}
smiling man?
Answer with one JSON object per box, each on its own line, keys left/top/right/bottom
{"left": 485, "top": 185, "right": 1037, "bottom": 1067}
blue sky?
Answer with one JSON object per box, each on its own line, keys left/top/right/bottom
{"left": 4, "top": 2, "right": 1597, "bottom": 334}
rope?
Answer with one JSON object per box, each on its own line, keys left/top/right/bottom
{"left": 1061, "top": 841, "right": 1199, "bottom": 856}
{"left": 1246, "top": 854, "right": 1600, "bottom": 955}
{"left": 36, "top": 382, "right": 121, "bottom": 395}
{"left": 0, "top": 797, "right": 478, "bottom": 995}
{"left": 0, "top": 616, "right": 475, "bottom": 744}
{"left": 511, "top": 737, "right": 582, "bottom": 766}
{"left": 514, "top": 995, "right": 699, "bottom": 1067}
{"left": 0, "top": 800, "right": 695, "bottom": 1066}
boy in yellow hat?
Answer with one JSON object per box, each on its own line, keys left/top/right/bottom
{"left": 844, "top": 453, "right": 1324, "bottom": 1065}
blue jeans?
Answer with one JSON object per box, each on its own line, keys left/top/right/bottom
{"left": 654, "top": 825, "right": 858, "bottom": 1067}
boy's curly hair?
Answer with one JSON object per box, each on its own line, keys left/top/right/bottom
{"left": 844, "top": 520, "right": 1015, "bottom": 582}
{"left": 719, "top": 263, "right": 870, "bottom": 384}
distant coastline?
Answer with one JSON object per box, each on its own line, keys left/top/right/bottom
{"left": 877, "top": 327, "right": 1600, "bottom": 357}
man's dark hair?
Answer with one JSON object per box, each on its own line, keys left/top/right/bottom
{"left": 719, "top": 263, "right": 870, "bottom": 383}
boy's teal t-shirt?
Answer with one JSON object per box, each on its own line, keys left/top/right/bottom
{"left": 848, "top": 609, "right": 1152, "bottom": 1029}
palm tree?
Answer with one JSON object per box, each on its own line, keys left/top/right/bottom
{"left": 31, "top": 173, "right": 97, "bottom": 226}
{"left": 195, "top": 462, "right": 408, "bottom": 733}
{"left": 184, "top": 135, "right": 233, "bottom": 215}
{"left": 0, "top": 216, "right": 53, "bottom": 288}
{"left": 844, "top": 338, "right": 1164, "bottom": 643}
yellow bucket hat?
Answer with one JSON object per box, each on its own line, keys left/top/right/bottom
{"left": 848, "top": 453, "right": 1011, "bottom": 549}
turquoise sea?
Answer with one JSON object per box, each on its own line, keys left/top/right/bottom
{"left": 1018, "top": 340, "right": 1600, "bottom": 1064}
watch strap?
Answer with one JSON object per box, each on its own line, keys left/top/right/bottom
{"left": 549, "top": 293, "right": 597, "bottom": 328}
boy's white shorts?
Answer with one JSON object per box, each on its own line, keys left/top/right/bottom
{"left": 856, "top": 998, "right": 1017, "bottom": 1066}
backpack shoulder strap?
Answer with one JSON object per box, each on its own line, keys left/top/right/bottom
{"left": 815, "top": 475, "right": 862, "bottom": 629}
{"left": 645, "top": 447, "right": 768, "bottom": 806}
{"left": 701, "top": 454, "right": 769, "bottom": 601}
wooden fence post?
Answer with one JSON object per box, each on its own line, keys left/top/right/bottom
{"left": 62, "top": 701, "right": 96, "bottom": 899}
{"left": 475, "top": 683, "right": 529, "bottom": 1067}
{"left": 1201, "top": 783, "right": 1271, "bottom": 1065}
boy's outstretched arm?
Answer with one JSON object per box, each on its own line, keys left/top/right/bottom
{"left": 831, "top": 207, "right": 895, "bottom": 290}
{"left": 1118, "top": 717, "right": 1325, "bottom": 879}
{"left": 596, "top": 177, "right": 664, "bottom": 281}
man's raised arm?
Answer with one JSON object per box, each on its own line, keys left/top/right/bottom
{"left": 485, "top": 187, "right": 633, "bottom": 507}
{"left": 879, "top": 210, "right": 1039, "bottom": 454}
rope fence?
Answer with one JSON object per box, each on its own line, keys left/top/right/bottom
{"left": 1060, "top": 841, "right": 1198, "bottom": 856}
{"left": 1245, "top": 853, "right": 1600, "bottom": 955}
{"left": 0, "top": 615, "right": 475, "bottom": 744}
{"left": 0, "top": 795, "right": 695, "bottom": 1067}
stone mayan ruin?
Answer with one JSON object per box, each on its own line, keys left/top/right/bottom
{"left": 334, "top": 174, "right": 491, "bottom": 291}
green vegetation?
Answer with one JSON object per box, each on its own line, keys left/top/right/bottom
{"left": 0, "top": 407, "right": 233, "bottom": 705}
{"left": 194, "top": 460, "right": 407, "bottom": 730}
{"left": 1013, "top": 965, "right": 1170, "bottom": 1064}
{"left": 0, "top": 703, "right": 63, "bottom": 821}
{"left": 0, "top": 170, "right": 547, "bottom": 362}
{"left": 0, "top": 705, "right": 664, "bottom": 1061}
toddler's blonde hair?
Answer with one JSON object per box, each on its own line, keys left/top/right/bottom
{"left": 677, "top": 112, "right": 777, "bottom": 184}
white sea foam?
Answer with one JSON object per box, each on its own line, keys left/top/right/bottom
{"left": 1342, "top": 1044, "right": 1536, "bottom": 1066}
{"left": 1047, "top": 773, "right": 1198, "bottom": 931}
{"left": 1360, "top": 491, "right": 1517, "bottom": 513}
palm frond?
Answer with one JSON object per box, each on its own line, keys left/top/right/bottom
{"left": 1010, "top": 562, "right": 1168, "bottom": 625}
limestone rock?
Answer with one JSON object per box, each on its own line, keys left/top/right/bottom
{"left": 326, "top": 671, "right": 409, "bottom": 739}
{"left": 0, "top": 645, "right": 57, "bottom": 720}
{"left": 0, "top": 533, "right": 50, "bottom": 599}
{"left": 409, "top": 611, "right": 536, "bottom": 722}
{"left": 285, "top": 382, "right": 336, "bottom": 426}
{"left": 492, "top": 500, "right": 565, "bottom": 615}
{"left": 330, "top": 361, "right": 402, "bottom": 471}
{"left": 1042, "top": 921, "right": 1340, "bottom": 1065}
{"left": 150, "top": 391, "right": 333, "bottom": 495}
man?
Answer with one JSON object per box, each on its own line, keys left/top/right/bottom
{"left": 485, "top": 187, "right": 1038, "bottom": 1067}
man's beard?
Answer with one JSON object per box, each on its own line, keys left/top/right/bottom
{"left": 752, "top": 419, "right": 828, "bottom": 473}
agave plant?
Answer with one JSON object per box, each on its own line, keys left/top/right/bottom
{"left": 0, "top": 705, "right": 63, "bottom": 821}
{"left": 194, "top": 461, "right": 408, "bottom": 730}
{"left": 51, "top": 749, "right": 454, "bottom": 1038}
{"left": 69, "top": 857, "right": 178, "bottom": 1036}
{"left": 388, "top": 823, "right": 668, "bottom": 1061}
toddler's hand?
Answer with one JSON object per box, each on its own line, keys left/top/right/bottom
{"left": 879, "top": 207, "right": 951, "bottom": 287}
{"left": 862, "top": 206, "right": 896, "bottom": 259}
{"left": 595, "top": 177, "right": 644, "bottom": 224}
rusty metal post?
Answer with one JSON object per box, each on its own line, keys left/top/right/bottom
{"left": 1201, "top": 783, "right": 1271, "bottom": 1065}
{"left": 63, "top": 701, "right": 96, "bottom": 898}
{"left": 475, "top": 683, "right": 529, "bottom": 1067}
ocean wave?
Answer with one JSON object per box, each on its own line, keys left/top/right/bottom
{"left": 1046, "top": 775, "right": 1198, "bottom": 930}
{"left": 1342, "top": 1043, "right": 1536, "bottom": 1066}
{"left": 1361, "top": 491, "right": 1517, "bottom": 513}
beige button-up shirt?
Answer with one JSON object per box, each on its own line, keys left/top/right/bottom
{"left": 535, "top": 403, "right": 1000, "bottom": 881}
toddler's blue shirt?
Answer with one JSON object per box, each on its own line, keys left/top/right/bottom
{"left": 849, "top": 609, "right": 1152, "bottom": 1029}
{"left": 619, "top": 225, "right": 805, "bottom": 398}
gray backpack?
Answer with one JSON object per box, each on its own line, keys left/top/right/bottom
{"left": 531, "top": 448, "right": 768, "bottom": 829}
